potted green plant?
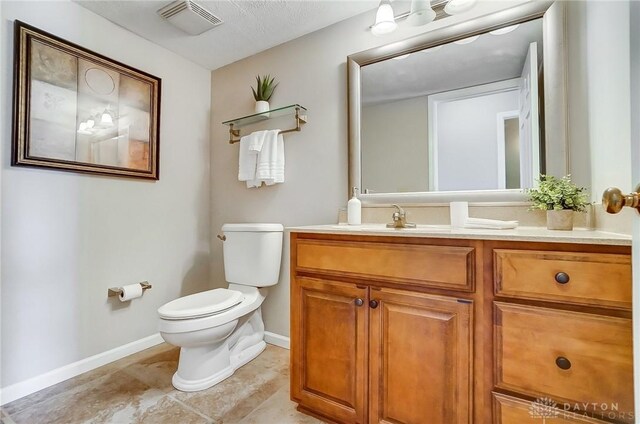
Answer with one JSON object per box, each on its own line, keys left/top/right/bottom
{"left": 251, "top": 75, "right": 278, "bottom": 114}
{"left": 527, "top": 175, "right": 589, "bottom": 230}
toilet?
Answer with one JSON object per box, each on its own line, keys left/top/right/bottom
{"left": 158, "top": 223, "right": 283, "bottom": 392}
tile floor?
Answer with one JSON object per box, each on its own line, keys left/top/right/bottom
{"left": 1, "top": 344, "right": 325, "bottom": 424}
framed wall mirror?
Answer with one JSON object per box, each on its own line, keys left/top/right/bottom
{"left": 348, "top": 0, "right": 568, "bottom": 203}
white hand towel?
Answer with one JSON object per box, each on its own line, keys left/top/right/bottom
{"left": 255, "top": 130, "right": 284, "bottom": 186}
{"left": 247, "top": 130, "right": 267, "bottom": 153}
{"left": 238, "top": 131, "right": 267, "bottom": 182}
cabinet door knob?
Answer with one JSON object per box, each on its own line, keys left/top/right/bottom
{"left": 369, "top": 300, "right": 379, "bottom": 309}
{"left": 555, "top": 272, "right": 570, "bottom": 284}
{"left": 556, "top": 356, "right": 572, "bottom": 370}
{"left": 354, "top": 298, "right": 364, "bottom": 307}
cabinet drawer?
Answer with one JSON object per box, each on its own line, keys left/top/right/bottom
{"left": 494, "top": 302, "right": 633, "bottom": 419}
{"left": 493, "top": 393, "right": 609, "bottom": 423}
{"left": 296, "top": 239, "right": 475, "bottom": 291}
{"left": 494, "top": 249, "right": 631, "bottom": 309}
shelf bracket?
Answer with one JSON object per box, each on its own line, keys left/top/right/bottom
{"left": 229, "top": 123, "right": 241, "bottom": 144}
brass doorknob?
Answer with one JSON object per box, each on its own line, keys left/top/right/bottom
{"left": 602, "top": 186, "right": 640, "bottom": 214}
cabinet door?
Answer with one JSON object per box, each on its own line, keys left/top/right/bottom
{"left": 369, "top": 288, "right": 473, "bottom": 424}
{"left": 291, "top": 276, "right": 368, "bottom": 423}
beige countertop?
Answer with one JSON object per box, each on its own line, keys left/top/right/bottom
{"left": 287, "top": 224, "right": 632, "bottom": 246}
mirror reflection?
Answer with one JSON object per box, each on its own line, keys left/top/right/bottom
{"left": 360, "top": 18, "right": 544, "bottom": 194}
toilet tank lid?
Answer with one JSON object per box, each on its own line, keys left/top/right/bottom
{"left": 222, "top": 223, "right": 284, "bottom": 232}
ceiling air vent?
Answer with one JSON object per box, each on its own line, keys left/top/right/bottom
{"left": 157, "top": 0, "right": 223, "bottom": 36}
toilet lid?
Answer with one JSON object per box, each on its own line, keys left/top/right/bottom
{"left": 158, "top": 288, "right": 244, "bottom": 320}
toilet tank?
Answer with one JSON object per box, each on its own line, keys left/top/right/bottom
{"left": 221, "top": 223, "right": 284, "bottom": 287}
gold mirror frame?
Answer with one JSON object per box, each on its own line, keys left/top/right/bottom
{"left": 348, "top": 1, "right": 568, "bottom": 203}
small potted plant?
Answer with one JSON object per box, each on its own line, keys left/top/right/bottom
{"left": 251, "top": 74, "right": 278, "bottom": 114}
{"left": 527, "top": 175, "right": 589, "bottom": 230}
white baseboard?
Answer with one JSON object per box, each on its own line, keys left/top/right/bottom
{"left": 1, "top": 333, "right": 163, "bottom": 405}
{"left": 264, "top": 331, "right": 290, "bottom": 350}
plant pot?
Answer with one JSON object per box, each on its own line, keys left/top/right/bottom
{"left": 546, "top": 210, "right": 574, "bottom": 231}
{"left": 255, "top": 100, "right": 270, "bottom": 116}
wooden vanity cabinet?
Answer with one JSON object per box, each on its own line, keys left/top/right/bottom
{"left": 368, "top": 287, "right": 473, "bottom": 424}
{"left": 490, "top": 242, "right": 634, "bottom": 424}
{"left": 291, "top": 276, "right": 368, "bottom": 423}
{"left": 291, "top": 233, "right": 476, "bottom": 424}
{"left": 290, "top": 232, "right": 633, "bottom": 424}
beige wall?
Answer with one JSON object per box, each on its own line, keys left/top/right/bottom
{"left": 1, "top": 1, "right": 211, "bottom": 389}
{"left": 585, "top": 1, "right": 631, "bottom": 201}
{"left": 565, "top": 0, "right": 631, "bottom": 202}
{"left": 361, "top": 97, "right": 429, "bottom": 193}
{"left": 210, "top": 1, "right": 528, "bottom": 337}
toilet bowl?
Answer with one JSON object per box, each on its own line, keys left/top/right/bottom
{"left": 158, "top": 223, "right": 283, "bottom": 392}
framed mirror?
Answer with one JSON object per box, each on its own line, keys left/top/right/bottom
{"left": 348, "top": 0, "right": 568, "bottom": 203}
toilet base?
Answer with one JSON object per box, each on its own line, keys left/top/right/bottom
{"left": 171, "top": 308, "right": 267, "bottom": 392}
{"left": 171, "top": 341, "right": 266, "bottom": 392}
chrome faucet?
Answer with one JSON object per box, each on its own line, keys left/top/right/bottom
{"left": 386, "top": 204, "right": 416, "bottom": 229}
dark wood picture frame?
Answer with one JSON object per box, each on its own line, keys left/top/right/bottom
{"left": 12, "top": 20, "right": 162, "bottom": 180}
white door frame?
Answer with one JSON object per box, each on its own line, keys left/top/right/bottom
{"left": 427, "top": 78, "right": 521, "bottom": 191}
{"left": 629, "top": 0, "right": 640, "bottom": 413}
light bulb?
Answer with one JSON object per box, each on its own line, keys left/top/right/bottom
{"left": 371, "top": 0, "right": 397, "bottom": 36}
{"left": 101, "top": 111, "right": 113, "bottom": 125}
{"left": 86, "top": 119, "right": 95, "bottom": 129}
{"left": 407, "top": 0, "right": 436, "bottom": 26}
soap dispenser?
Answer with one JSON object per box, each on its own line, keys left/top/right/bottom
{"left": 347, "top": 187, "right": 361, "bottom": 225}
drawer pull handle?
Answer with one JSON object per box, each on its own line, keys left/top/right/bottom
{"left": 556, "top": 356, "right": 572, "bottom": 370}
{"left": 369, "top": 300, "right": 379, "bottom": 309}
{"left": 555, "top": 272, "right": 570, "bottom": 284}
{"left": 354, "top": 298, "right": 364, "bottom": 307}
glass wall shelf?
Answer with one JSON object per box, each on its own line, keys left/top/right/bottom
{"left": 222, "top": 104, "right": 307, "bottom": 144}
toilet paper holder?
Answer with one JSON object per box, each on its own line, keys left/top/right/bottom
{"left": 108, "top": 281, "right": 152, "bottom": 297}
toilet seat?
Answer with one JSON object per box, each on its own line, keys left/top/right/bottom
{"left": 158, "top": 288, "right": 244, "bottom": 320}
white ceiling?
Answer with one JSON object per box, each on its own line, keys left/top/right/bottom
{"left": 75, "top": 0, "right": 381, "bottom": 70}
{"left": 361, "top": 17, "right": 544, "bottom": 105}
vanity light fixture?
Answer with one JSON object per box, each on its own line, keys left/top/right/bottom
{"left": 444, "top": 0, "right": 478, "bottom": 15}
{"left": 489, "top": 24, "right": 520, "bottom": 35}
{"left": 370, "top": 0, "right": 479, "bottom": 36}
{"left": 371, "top": 0, "right": 397, "bottom": 36}
{"left": 407, "top": 0, "right": 436, "bottom": 26}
